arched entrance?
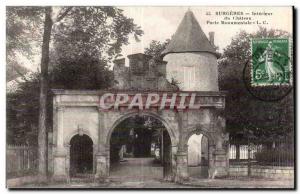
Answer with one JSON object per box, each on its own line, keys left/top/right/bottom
{"left": 70, "top": 134, "right": 93, "bottom": 177}
{"left": 108, "top": 114, "right": 173, "bottom": 181}
{"left": 52, "top": 90, "right": 227, "bottom": 181}
{"left": 186, "top": 132, "right": 210, "bottom": 178}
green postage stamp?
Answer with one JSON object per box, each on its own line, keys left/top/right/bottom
{"left": 251, "top": 38, "right": 292, "bottom": 86}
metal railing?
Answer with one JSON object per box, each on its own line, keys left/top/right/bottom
{"left": 229, "top": 136, "right": 294, "bottom": 167}
{"left": 6, "top": 145, "right": 38, "bottom": 178}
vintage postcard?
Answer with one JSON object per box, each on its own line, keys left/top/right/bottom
{"left": 6, "top": 6, "right": 294, "bottom": 189}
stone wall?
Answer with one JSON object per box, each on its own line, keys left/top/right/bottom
{"left": 229, "top": 165, "right": 294, "bottom": 179}
{"left": 113, "top": 58, "right": 129, "bottom": 90}
{"left": 63, "top": 107, "right": 99, "bottom": 144}
{"left": 113, "top": 53, "right": 175, "bottom": 91}
{"left": 51, "top": 90, "right": 228, "bottom": 181}
{"left": 163, "top": 52, "right": 219, "bottom": 91}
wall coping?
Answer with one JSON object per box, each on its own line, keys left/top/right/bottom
{"left": 230, "top": 165, "right": 294, "bottom": 170}
{"left": 52, "top": 89, "right": 227, "bottom": 97}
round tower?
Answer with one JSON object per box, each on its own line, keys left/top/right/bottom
{"left": 162, "top": 10, "right": 219, "bottom": 91}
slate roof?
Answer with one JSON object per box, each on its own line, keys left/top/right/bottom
{"left": 161, "top": 10, "right": 216, "bottom": 56}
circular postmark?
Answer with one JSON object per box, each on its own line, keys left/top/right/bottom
{"left": 243, "top": 58, "right": 293, "bottom": 102}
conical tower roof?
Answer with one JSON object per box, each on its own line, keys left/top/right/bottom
{"left": 161, "top": 10, "right": 216, "bottom": 56}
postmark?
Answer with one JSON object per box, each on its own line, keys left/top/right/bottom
{"left": 251, "top": 38, "right": 292, "bottom": 86}
{"left": 243, "top": 59, "right": 293, "bottom": 102}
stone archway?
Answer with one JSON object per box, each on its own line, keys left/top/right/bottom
{"left": 181, "top": 126, "right": 217, "bottom": 179}
{"left": 106, "top": 111, "right": 176, "bottom": 180}
{"left": 181, "top": 124, "right": 228, "bottom": 179}
{"left": 51, "top": 90, "right": 227, "bottom": 181}
{"left": 187, "top": 133, "right": 210, "bottom": 178}
{"left": 69, "top": 134, "right": 94, "bottom": 177}
{"left": 106, "top": 111, "right": 177, "bottom": 147}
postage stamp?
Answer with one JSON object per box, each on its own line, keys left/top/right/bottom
{"left": 251, "top": 38, "right": 292, "bottom": 86}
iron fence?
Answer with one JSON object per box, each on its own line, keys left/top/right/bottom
{"left": 229, "top": 136, "right": 294, "bottom": 167}
{"left": 6, "top": 145, "right": 38, "bottom": 178}
{"left": 228, "top": 135, "right": 294, "bottom": 178}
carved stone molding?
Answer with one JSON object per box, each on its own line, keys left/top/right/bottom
{"left": 56, "top": 106, "right": 65, "bottom": 112}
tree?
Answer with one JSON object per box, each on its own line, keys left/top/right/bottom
{"left": 7, "top": 73, "right": 42, "bottom": 146}
{"left": 6, "top": 7, "right": 43, "bottom": 81}
{"left": 218, "top": 26, "right": 293, "bottom": 140}
{"left": 52, "top": 7, "right": 143, "bottom": 62}
{"left": 6, "top": 6, "right": 143, "bottom": 178}
{"left": 49, "top": 7, "right": 144, "bottom": 90}
{"left": 38, "top": 6, "right": 59, "bottom": 178}
{"left": 50, "top": 56, "right": 113, "bottom": 90}
{"left": 144, "top": 39, "right": 170, "bottom": 60}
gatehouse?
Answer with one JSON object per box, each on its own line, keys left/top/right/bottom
{"left": 49, "top": 10, "right": 229, "bottom": 182}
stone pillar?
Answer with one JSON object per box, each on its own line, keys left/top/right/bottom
{"left": 175, "top": 149, "right": 188, "bottom": 183}
{"left": 65, "top": 144, "right": 70, "bottom": 176}
{"left": 95, "top": 109, "right": 109, "bottom": 181}
{"left": 53, "top": 147, "right": 68, "bottom": 180}
{"left": 208, "top": 144, "right": 215, "bottom": 178}
{"left": 93, "top": 144, "right": 98, "bottom": 174}
{"left": 95, "top": 152, "right": 109, "bottom": 181}
{"left": 208, "top": 112, "right": 229, "bottom": 178}
{"left": 56, "top": 106, "right": 65, "bottom": 148}
{"left": 171, "top": 145, "right": 178, "bottom": 174}
{"left": 208, "top": 132, "right": 229, "bottom": 178}
{"left": 213, "top": 149, "right": 228, "bottom": 177}
{"left": 52, "top": 106, "right": 69, "bottom": 180}
{"left": 95, "top": 144, "right": 109, "bottom": 181}
{"left": 174, "top": 111, "right": 189, "bottom": 182}
{"left": 164, "top": 144, "right": 177, "bottom": 181}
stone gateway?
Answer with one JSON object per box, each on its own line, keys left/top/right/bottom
{"left": 49, "top": 10, "right": 229, "bottom": 182}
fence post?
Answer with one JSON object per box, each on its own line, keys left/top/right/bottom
{"left": 247, "top": 137, "right": 251, "bottom": 177}
{"left": 236, "top": 143, "right": 240, "bottom": 162}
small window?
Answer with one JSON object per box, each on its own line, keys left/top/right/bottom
{"left": 183, "top": 66, "right": 195, "bottom": 90}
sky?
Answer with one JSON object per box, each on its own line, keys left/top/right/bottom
{"left": 120, "top": 6, "right": 293, "bottom": 59}
{"left": 18, "top": 6, "right": 293, "bottom": 71}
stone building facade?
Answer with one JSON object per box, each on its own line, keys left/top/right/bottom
{"left": 49, "top": 10, "right": 229, "bottom": 182}
{"left": 113, "top": 53, "right": 176, "bottom": 91}
{"left": 161, "top": 10, "right": 219, "bottom": 91}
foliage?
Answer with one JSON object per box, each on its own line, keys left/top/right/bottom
{"left": 6, "top": 7, "right": 43, "bottom": 61}
{"left": 52, "top": 7, "right": 143, "bottom": 62}
{"left": 144, "top": 39, "right": 170, "bottom": 60}
{"left": 6, "top": 73, "right": 47, "bottom": 145}
{"left": 111, "top": 116, "right": 165, "bottom": 146}
{"left": 110, "top": 116, "right": 166, "bottom": 162}
{"left": 218, "top": 27, "right": 293, "bottom": 139}
{"left": 255, "top": 149, "right": 294, "bottom": 166}
{"left": 49, "top": 7, "right": 143, "bottom": 90}
{"left": 6, "top": 7, "right": 43, "bottom": 81}
{"left": 6, "top": 6, "right": 143, "bottom": 145}
{"left": 50, "top": 57, "right": 113, "bottom": 90}
{"left": 144, "top": 39, "right": 180, "bottom": 89}
{"left": 6, "top": 63, "right": 29, "bottom": 82}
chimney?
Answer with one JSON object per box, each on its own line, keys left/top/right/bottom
{"left": 209, "top": 32, "right": 215, "bottom": 46}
